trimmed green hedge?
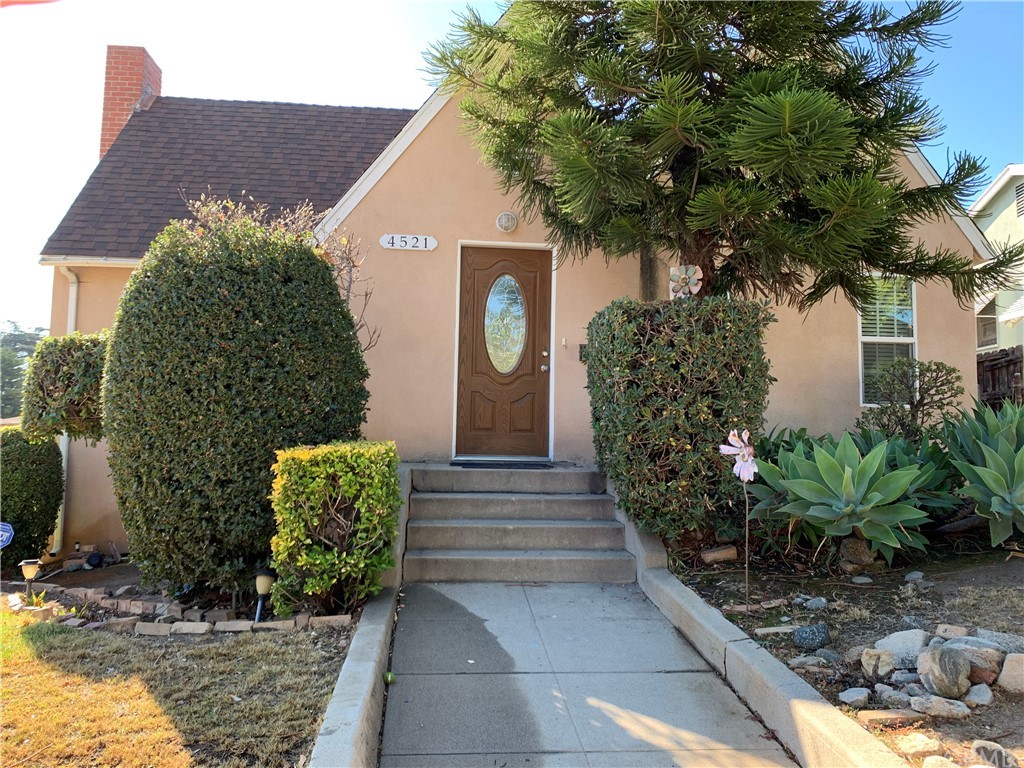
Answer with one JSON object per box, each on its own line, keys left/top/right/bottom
{"left": 0, "top": 426, "right": 63, "bottom": 568}
{"left": 270, "top": 441, "right": 400, "bottom": 615}
{"left": 586, "top": 297, "right": 774, "bottom": 538}
{"left": 103, "top": 200, "right": 370, "bottom": 591}
{"left": 21, "top": 331, "right": 107, "bottom": 444}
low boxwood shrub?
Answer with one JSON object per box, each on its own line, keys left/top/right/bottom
{"left": 586, "top": 296, "right": 774, "bottom": 538}
{"left": 269, "top": 441, "right": 400, "bottom": 615}
{"left": 0, "top": 426, "right": 63, "bottom": 568}
{"left": 104, "top": 198, "right": 370, "bottom": 592}
{"left": 21, "top": 331, "right": 106, "bottom": 444}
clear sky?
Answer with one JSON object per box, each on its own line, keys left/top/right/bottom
{"left": 1, "top": 0, "right": 1021, "bottom": 333}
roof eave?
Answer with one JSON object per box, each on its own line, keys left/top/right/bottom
{"left": 39, "top": 255, "right": 141, "bottom": 267}
{"left": 969, "top": 163, "right": 1024, "bottom": 215}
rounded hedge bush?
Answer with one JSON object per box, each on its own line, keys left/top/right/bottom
{"left": 103, "top": 200, "right": 369, "bottom": 590}
{"left": 0, "top": 426, "right": 63, "bottom": 569}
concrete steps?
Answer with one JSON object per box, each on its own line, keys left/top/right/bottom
{"left": 403, "top": 465, "right": 635, "bottom": 583}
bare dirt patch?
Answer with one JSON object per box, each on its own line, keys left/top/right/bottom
{"left": 679, "top": 546, "right": 1024, "bottom": 767}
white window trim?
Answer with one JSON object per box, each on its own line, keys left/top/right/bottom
{"left": 858, "top": 278, "right": 918, "bottom": 408}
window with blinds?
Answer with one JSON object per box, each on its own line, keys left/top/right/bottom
{"left": 977, "top": 298, "right": 998, "bottom": 349}
{"left": 860, "top": 277, "right": 915, "bottom": 404}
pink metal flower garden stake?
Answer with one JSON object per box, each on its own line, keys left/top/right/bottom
{"left": 720, "top": 429, "right": 757, "bottom": 609}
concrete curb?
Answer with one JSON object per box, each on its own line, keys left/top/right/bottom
{"left": 308, "top": 588, "right": 397, "bottom": 768}
{"left": 611, "top": 489, "right": 909, "bottom": 768}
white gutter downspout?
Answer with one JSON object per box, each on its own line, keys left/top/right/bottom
{"left": 49, "top": 266, "right": 79, "bottom": 556}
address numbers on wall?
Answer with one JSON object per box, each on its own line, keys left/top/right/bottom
{"left": 379, "top": 234, "right": 437, "bottom": 251}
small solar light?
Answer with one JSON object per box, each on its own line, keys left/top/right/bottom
{"left": 254, "top": 567, "right": 276, "bottom": 623}
{"left": 19, "top": 559, "right": 42, "bottom": 598}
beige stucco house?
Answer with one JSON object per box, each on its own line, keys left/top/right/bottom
{"left": 41, "top": 46, "right": 992, "bottom": 558}
{"left": 970, "top": 164, "right": 1024, "bottom": 351}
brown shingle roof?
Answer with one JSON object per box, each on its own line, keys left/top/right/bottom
{"left": 42, "top": 97, "right": 416, "bottom": 258}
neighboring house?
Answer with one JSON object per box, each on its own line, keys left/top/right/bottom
{"left": 42, "top": 46, "right": 992, "bottom": 557}
{"left": 969, "top": 164, "right": 1024, "bottom": 351}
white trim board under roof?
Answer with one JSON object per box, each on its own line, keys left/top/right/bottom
{"left": 39, "top": 255, "right": 140, "bottom": 267}
{"left": 970, "top": 163, "right": 1024, "bottom": 216}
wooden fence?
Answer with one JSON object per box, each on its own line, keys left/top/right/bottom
{"left": 978, "top": 345, "right": 1023, "bottom": 410}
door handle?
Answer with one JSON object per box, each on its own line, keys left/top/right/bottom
{"left": 541, "top": 350, "right": 549, "bottom": 357}
{"left": 540, "top": 364, "right": 549, "bottom": 373}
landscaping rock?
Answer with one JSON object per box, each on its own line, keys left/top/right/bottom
{"left": 162, "top": 602, "right": 185, "bottom": 619}
{"left": 928, "top": 636, "right": 945, "bottom": 648}
{"left": 253, "top": 619, "right": 295, "bottom": 631}
{"left": 100, "top": 616, "right": 137, "bottom": 632}
{"left": 136, "top": 621, "right": 172, "bottom": 637}
{"left": 815, "top": 648, "right": 841, "bottom": 666}
{"left": 976, "top": 628, "right": 1024, "bottom": 655}
{"left": 905, "top": 682, "right": 929, "bottom": 697}
{"left": 918, "top": 644, "right": 972, "bottom": 699}
{"left": 23, "top": 606, "right": 53, "bottom": 621}
{"left": 310, "top": 614, "right": 352, "bottom": 629}
{"left": 293, "top": 612, "right": 311, "bottom": 629}
{"left": 901, "top": 615, "right": 926, "bottom": 630}
{"left": 803, "top": 597, "right": 828, "bottom": 611}
{"left": 844, "top": 644, "right": 868, "bottom": 666}
{"left": 895, "top": 733, "right": 945, "bottom": 759}
{"left": 838, "top": 687, "right": 871, "bottom": 707}
{"left": 170, "top": 621, "right": 213, "bottom": 635}
{"left": 114, "top": 585, "right": 137, "bottom": 598}
{"left": 699, "top": 544, "right": 738, "bottom": 564}
{"left": 891, "top": 670, "right": 921, "bottom": 685}
{"left": 874, "top": 683, "right": 894, "bottom": 695}
{"left": 972, "top": 740, "right": 1020, "bottom": 768}
{"left": 183, "top": 608, "right": 205, "bottom": 622}
{"left": 851, "top": 575, "right": 874, "bottom": 584}
{"left": 789, "top": 655, "right": 828, "bottom": 670}
{"left": 840, "top": 537, "right": 877, "bottom": 565}
{"left": 995, "top": 653, "right": 1024, "bottom": 693}
{"left": 793, "top": 623, "right": 830, "bottom": 649}
{"left": 214, "top": 620, "right": 253, "bottom": 633}
{"left": 116, "top": 599, "right": 134, "bottom": 613}
{"left": 754, "top": 626, "right": 794, "bottom": 636}
{"left": 964, "top": 684, "right": 994, "bottom": 708}
{"left": 910, "top": 695, "right": 971, "bottom": 719}
{"left": 205, "top": 608, "right": 237, "bottom": 623}
{"left": 83, "top": 621, "right": 106, "bottom": 630}
{"left": 855, "top": 709, "right": 927, "bottom": 726}
{"left": 876, "top": 629, "right": 931, "bottom": 669}
{"left": 862, "top": 648, "right": 895, "bottom": 680}
{"left": 904, "top": 571, "right": 925, "bottom": 581}
{"left": 940, "top": 638, "right": 1007, "bottom": 685}
{"left": 759, "top": 598, "right": 787, "bottom": 609}
{"left": 62, "top": 617, "right": 87, "bottom": 628}
{"left": 155, "top": 614, "right": 176, "bottom": 624}
{"left": 880, "top": 689, "right": 912, "bottom": 709}
{"left": 935, "top": 624, "right": 969, "bottom": 640}
{"left": 946, "top": 636, "right": 1009, "bottom": 652}
{"left": 921, "top": 757, "right": 960, "bottom": 768}
{"left": 99, "top": 597, "right": 118, "bottom": 610}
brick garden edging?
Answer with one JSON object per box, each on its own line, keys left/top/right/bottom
{"left": 608, "top": 482, "right": 912, "bottom": 768}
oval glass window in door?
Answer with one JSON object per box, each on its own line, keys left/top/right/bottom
{"left": 484, "top": 274, "right": 527, "bottom": 374}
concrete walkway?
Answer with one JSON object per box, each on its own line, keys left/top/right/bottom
{"left": 380, "top": 582, "right": 797, "bottom": 767}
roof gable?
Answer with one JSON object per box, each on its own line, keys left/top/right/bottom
{"left": 42, "top": 97, "right": 415, "bottom": 260}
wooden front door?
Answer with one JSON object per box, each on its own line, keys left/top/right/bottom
{"left": 456, "top": 247, "right": 552, "bottom": 457}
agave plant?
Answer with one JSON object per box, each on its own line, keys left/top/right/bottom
{"left": 943, "top": 399, "right": 1024, "bottom": 467}
{"left": 750, "top": 432, "right": 930, "bottom": 563}
{"left": 950, "top": 437, "right": 1024, "bottom": 546}
{"left": 849, "top": 428, "right": 960, "bottom": 516}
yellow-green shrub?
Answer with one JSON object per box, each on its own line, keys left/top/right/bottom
{"left": 270, "top": 441, "right": 400, "bottom": 615}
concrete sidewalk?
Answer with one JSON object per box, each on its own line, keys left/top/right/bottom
{"left": 380, "top": 582, "right": 796, "bottom": 767}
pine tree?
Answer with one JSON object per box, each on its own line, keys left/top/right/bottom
{"left": 428, "top": 0, "right": 1023, "bottom": 305}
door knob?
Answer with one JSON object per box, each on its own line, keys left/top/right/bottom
{"left": 541, "top": 350, "right": 549, "bottom": 357}
{"left": 540, "top": 364, "right": 549, "bottom": 372}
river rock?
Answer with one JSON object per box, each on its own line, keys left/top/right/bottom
{"left": 972, "top": 739, "right": 1020, "bottom": 768}
{"left": 910, "top": 694, "right": 971, "bottom": 719}
{"left": 840, "top": 537, "right": 877, "bottom": 565}
{"left": 803, "top": 597, "right": 828, "bottom": 611}
{"left": 945, "top": 636, "right": 1009, "bottom": 653}
{"left": 976, "top": 629, "right": 1024, "bottom": 654}
{"left": 793, "top": 623, "right": 831, "bottom": 649}
{"left": 941, "top": 638, "right": 1007, "bottom": 685}
{"left": 935, "top": 624, "right": 969, "bottom": 640}
{"left": 918, "top": 645, "right": 971, "bottom": 699}
{"left": 891, "top": 670, "right": 921, "bottom": 685}
{"left": 788, "top": 655, "right": 828, "bottom": 670}
{"left": 904, "top": 570, "right": 925, "bottom": 581}
{"left": 851, "top": 575, "right": 874, "bottom": 584}
{"left": 995, "top": 653, "right": 1024, "bottom": 693}
{"left": 876, "top": 629, "right": 931, "bottom": 669}
{"left": 896, "top": 732, "right": 945, "bottom": 759}
{"left": 964, "top": 684, "right": 994, "bottom": 708}
{"left": 816, "top": 648, "right": 841, "bottom": 666}
{"left": 862, "top": 648, "right": 895, "bottom": 680}
{"left": 881, "top": 689, "right": 912, "bottom": 708}
{"left": 838, "top": 687, "right": 871, "bottom": 707}
{"left": 845, "top": 644, "right": 868, "bottom": 665}
{"left": 905, "top": 683, "right": 929, "bottom": 697}
{"left": 901, "top": 615, "right": 927, "bottom": 630}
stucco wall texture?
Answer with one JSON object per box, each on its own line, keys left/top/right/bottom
{"left": 45, "top": 97, "right": 980, "bottom": 555}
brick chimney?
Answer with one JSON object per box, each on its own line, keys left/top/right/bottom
{"left": 99, "top": 45, "right": 162, "bottom": 158}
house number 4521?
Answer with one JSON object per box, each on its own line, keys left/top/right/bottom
{"left": 379, "top": 234, "right": 437, "bottom": 251}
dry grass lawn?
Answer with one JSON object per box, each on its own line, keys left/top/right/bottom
{"left": 1, "top": 608, "right": 350, "bottom": 767}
